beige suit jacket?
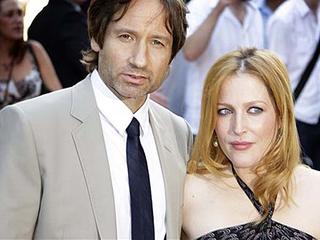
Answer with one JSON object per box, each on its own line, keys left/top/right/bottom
{"left": 0, "top": 76, "right": 193, "bottom": 239}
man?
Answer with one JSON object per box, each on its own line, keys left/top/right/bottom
{"left": 0, "top": 0, "right": 192, "bottom": 238}
{"left": 182, "top": 0, "right": 264, "bottom": 134}
{"left": 253, "top": 0, "right": 284, "bottom": 47}
{"left": 28, "top": 0, "right": 89, "bottom": 88}
{"left": 268, "top": 0, "right": 320, "bottom": 170}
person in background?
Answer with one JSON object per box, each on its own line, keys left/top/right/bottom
{"left": 80, "top": 0, "right": 91, "bottom": 16}
{"left": 183, "top": 48, "right": 320, "bottom": 239}
{"left": 0, "top": 0, "right": 192, "bottom": 238}
{"left": 253, "top": 0, "right": 284, "bottom": 47}
{"left": 268, "top": 0, "right": 320, "bottom": 170}
{"left": 0, "top": 0, "right": 61, "bottom": 109}
{"left": 28, "top": 0, "right": 90, "bottom": 88}
{"left": 182, "top": 0, "right": 263, "bottom": 135}
{"left": 257, "top": 0, "right": 284, "bottom": 23}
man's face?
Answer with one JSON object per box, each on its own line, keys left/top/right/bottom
{"left": 91, "top": 0, "right": 172, "bottom": 111}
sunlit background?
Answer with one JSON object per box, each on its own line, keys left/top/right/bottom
{"left": 19, "top": 0, "right": 49, "bottom": 40}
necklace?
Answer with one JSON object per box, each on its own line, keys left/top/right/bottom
{"left": 0, "top": 55, "right": 14, "bottom": 72}
{"left": 0, "top": 62, "right": 12, "bottom": 72}
{"left": 0, "top": 59, "right": 15, "bottom": 109}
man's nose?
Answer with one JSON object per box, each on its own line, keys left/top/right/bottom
{"left": 129, "top": 41, "right": 148, "bottom": 69}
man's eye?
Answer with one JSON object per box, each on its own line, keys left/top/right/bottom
{"left": 248, "top": 107, "right": 263, "bottom": 114}
{"left": 119, "top": 34, "right": 133, "bottom": 41}
{"left": 151, "top": 39, "right": 164, "bottom": 47}
{"left": 217, "top": 108, "right": 232, "bottom": 116}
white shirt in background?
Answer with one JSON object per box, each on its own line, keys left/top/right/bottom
{"left": 268, "top": 0, "right": 320, "bottom": 124}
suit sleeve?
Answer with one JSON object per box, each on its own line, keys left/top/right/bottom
{"left": 0, "top": 105, "right": 41, "bottom": 238}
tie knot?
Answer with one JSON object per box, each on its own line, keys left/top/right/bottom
{"left": 126, "top": 118, "right": 140, "bottom": 137}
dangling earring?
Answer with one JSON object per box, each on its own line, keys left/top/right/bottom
{"left": 213, "top": 140, "right": 218, "bottom": 148}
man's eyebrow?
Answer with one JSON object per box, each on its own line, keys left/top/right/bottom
{"left": 112, "top": 26, "right": 171, "bottom": 43}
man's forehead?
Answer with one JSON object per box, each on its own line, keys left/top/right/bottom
{"left": 112, "top": 0, "right": 165, "bottom": 22}
{"left": 111, "top": 0, "right": 171, "bottom": 34}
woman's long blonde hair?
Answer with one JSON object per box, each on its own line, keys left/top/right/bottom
{"left": 188, "top": 48, "right": 301, "bottom": 219}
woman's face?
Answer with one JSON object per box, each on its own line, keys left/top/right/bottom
{"left": 215, "top": 73, "right": 278, "bottom": 174}
{"left": 0, "top": 0, "right": 24, "bottom": 41}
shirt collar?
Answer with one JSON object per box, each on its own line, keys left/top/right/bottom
{"left": 215, "top": 1, "right": 258, "bottom": 30}
{"left": 258, "top": 0, "right": 273, "bottom": 18}
{"left": 296, "top": 0, "right": 320, "bottom": 30}
{"left": 295, "top": 0, "right": 313, "bottom": 18}
{"left": 91, "top": 69, "right": 150, "bottom": 137}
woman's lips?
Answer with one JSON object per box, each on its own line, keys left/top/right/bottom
{"left": 230, "top": 141, "right": 253, "bottom": 150}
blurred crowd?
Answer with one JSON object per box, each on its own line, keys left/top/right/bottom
{"left": 0, "top": 0, "right": 319, "bottom": 169}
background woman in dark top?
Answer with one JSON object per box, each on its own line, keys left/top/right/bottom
{"left": 183, "top": 48, "right": 320, "bottom": 239}
{"left": 0, "top": 0, "right": 61, "bottom": 109}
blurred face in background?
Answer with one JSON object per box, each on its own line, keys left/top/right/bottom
{"left": 0, "top": 0, "right": 24, "bottom": 41}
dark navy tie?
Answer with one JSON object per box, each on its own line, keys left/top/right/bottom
{"left": 126, "top": 118, "right": 155, "bottom": 240}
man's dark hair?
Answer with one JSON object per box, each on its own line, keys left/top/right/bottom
{"left": 82, "top": 0, "right": 188, "bottom": 72}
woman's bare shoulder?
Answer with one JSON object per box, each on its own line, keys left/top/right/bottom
{"left": 185, "top": 173, "right": 218, "bottom": 191}
{"left": 293, "top": 165, "right": 320, "bottom": 201}
{"left": 184, "top": 172, "right": 230, "bottom": 204}
{"left": 28, "top": 40, "right": 47, "bottom": 56}
{"left": 295, "top": 165, "right": 320, "bottom": 183}
{"left": 292, "top": 165, "right": 320, "bottom": 240}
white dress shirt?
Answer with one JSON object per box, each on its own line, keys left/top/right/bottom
{"left": 268, "top": 0, "right": 320, "bottom": 124}
{"left": 91, "top": 70, "right": 166, "bottom": 239}
{"left": 184, "top": 0, "right": 264, "bottom": 133}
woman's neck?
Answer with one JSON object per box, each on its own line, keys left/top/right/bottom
{"left": 0, "top": 37, "right": 14, "bottom": 60}
{"left": 232, "top": 165, "right": 257, "bottom": 190}
{"left": 265, "top": 0, "right": 283, "bottom": 12}
{"left": 0, "top": 38, "right": 16, "bottom": 75}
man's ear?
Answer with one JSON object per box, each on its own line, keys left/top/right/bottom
{"left": 91, "top": 38, "right": 101, "bottom": 52}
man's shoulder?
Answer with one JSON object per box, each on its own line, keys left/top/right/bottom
{"left": 16, "top": 77, "right": 89, "bottom": 111}
{"left": 13, "top": 87, "right": 72, "bottom": 116}
{"left": 149, "top": 101, "right": 187, "bottom": 125}
{"left": 149, "top": 100, "right": 192, "bottom": 135}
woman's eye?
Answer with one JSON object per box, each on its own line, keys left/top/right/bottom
{"left": 218, "top": 108, "right": 232, "bottom": 116}
{"left": 248, "top": 107, "right": 263, "bottom": 114}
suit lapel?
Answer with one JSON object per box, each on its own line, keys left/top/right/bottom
{"left": 149, "top": 105, "right": 185, "bottom": 239}
{"left": 70, "top": 77, "right": 117, "bottom": 239}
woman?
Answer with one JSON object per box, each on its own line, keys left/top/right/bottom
{"left": 183, "top": 48, "right": 320, "bottom": 239}
{"left": 0, "top": 0, "right": 61, "bottom": 109}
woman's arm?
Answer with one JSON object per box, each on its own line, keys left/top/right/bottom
{"left": 183, "top": 0, "right": 235, "bottom": 61}
{"left": 29, "top": 40, "right": 62, "bottom": 91}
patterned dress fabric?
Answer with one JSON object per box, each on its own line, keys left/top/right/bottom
{"left": 197, "top": 168, "right": 316, "bottom": 240}
{"left": 0, "top": 45, "right": 42, "bottom": 109}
